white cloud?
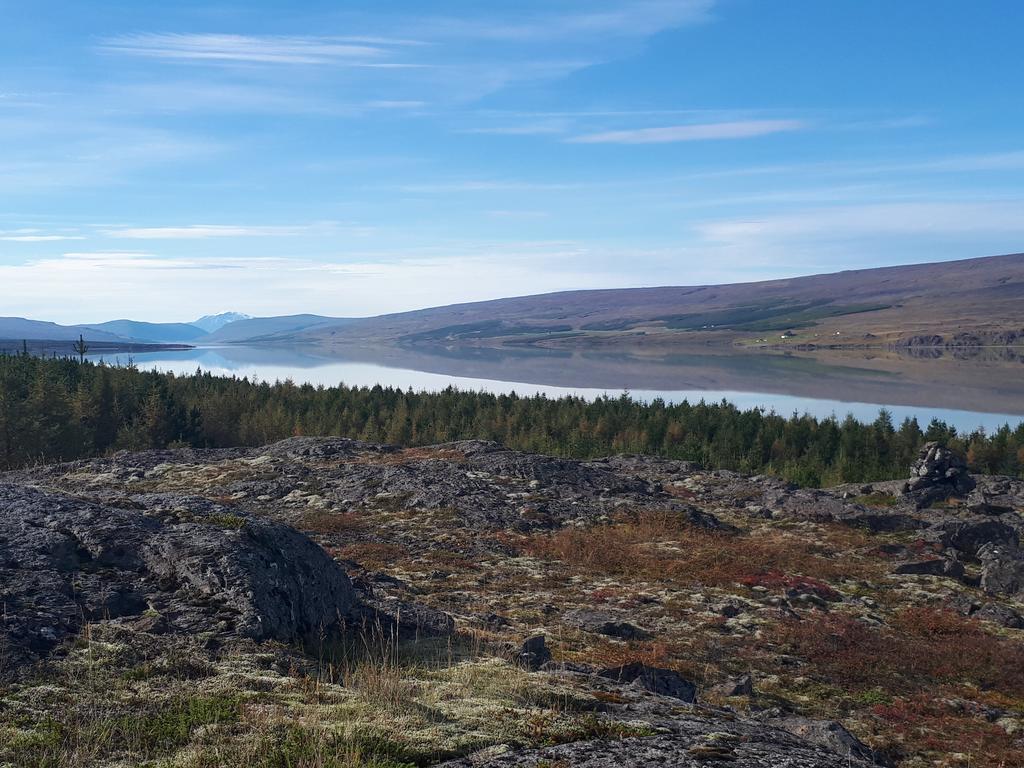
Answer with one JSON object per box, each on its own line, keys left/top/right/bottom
{"left": 396, "top": 179, "right": 581, "bottom": 194}
{"left": 485, "top": 210, "right": 551, "bottom": 219}
{"left": 0, "top": 248, "right": 632, "bottom": 323}
{"left": 683, "top": 201, "right": 1024, "bottom": 276}
{"left": 0, "top": 229, "right": 84, "bottom": 242}
{"left": 570, "top": 119, "right": 806, "bottom": 144}
{"left": 92, "top": 2, "right": 715, "bottom": 109}
{"left": 403, "top": 0, "right": 714, "bottom": 43}
{"left": 460, "top": 121, "right": 570, "bottom": 136}
{"left": 98, "top": 33, "right": 424, "bottom": 66}
{"left": 0, "top": 236, "right": 83, "bottom": 242}
{"left": 699, "top": 202, "right": 1024, "bottom": 243}
{"left": 365, "top": 100, "right": 427, "bottom": 110}
{"left": 0, "top": 119, "right": 221, "bottom": 192}
{"left": 100, "top": 222, "right": 365, "bottom": 240}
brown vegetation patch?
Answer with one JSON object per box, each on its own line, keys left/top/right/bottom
{"left": 853, "top": 493, "right": 899, "bottom": 508}
{"left": 299, "top": 510, "right": 367, "bottom": 536}
{"left": 662, "top": 483, "right": 697, "bottom": 500}
{"left": 331, "top": 542, "right": 410, "bottom": 570}
{"left": 871, "top": 694, "right": 1024, "bottom": 767}
{"left": 515, "top": 512, "right": 876, "bottom": 593}
{"left": 771, "top": 608, "right": 1024, "bottom": 697}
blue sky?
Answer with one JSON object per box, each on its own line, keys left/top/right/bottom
{"left": 2, "top": 0, "right": 1023, "bottom": 322}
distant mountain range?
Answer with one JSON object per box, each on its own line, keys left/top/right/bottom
{"left": 0, "top": 311, "right": 352, "bottom": 350}
{"left": 81, "top": 320, "right": 210, "bottom": 344}
{"left": 3, "top": 253, "right": 1023, "bottom": 351}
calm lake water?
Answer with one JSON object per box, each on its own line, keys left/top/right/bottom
{"left": 86, "top": 344, "right": 1024, "bottom": 433}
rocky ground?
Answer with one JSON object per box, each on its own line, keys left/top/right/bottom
{"left": 2, "top": 439, "right": 1024, "bottom": 767}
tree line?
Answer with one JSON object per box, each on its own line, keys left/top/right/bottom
{"left": 1, "top": 352, "right": 1022, "bottom": 486}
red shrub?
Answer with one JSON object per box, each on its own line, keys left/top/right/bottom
{"left": 773, "top": 608, "right": 1024, "bottom": 696}
{"left": 872, "top": 694, "right": 1024, "bottom": 766}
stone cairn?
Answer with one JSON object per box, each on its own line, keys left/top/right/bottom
{"left": 906, "top": 442, "right": 975, "bottom": 497}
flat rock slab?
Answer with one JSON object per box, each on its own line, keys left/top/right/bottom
{"left": 437, "top": 721, "right": 877, "bottom": 767}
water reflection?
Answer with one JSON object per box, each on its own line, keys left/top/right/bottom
{"left": 87, "top": 343, "right": 1024, "bottom": 433}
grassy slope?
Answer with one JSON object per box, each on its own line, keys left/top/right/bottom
{"left": 289, "top": 252, "right": 1024, "bottom": 350}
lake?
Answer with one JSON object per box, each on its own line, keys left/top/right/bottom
{"left": 86, "top": 343, "right": 1024, "bottom": 433}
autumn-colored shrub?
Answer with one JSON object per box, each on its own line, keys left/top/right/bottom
{"left": 871, "top": 694, "right": 1024, "bottom": 766}
{"left": 772, "top": 608, "right": 1024, "bottom": 696}
{"left": 517, "top": 512, "right": 872, "bottom": 592}
{"left": 332, "top": 542, "right": 409, "bottom": 570}
{"left": 299, "top": 510, "right": 366, "bottom": 535}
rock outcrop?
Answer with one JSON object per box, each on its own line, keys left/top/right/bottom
{"left": 0, "top": 483, "right": 356, "bottom": 670}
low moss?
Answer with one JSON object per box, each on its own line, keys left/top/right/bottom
{"left": 201, "top": 513, "right": 248, "bottom": 530}
{"left": 854, "top": 493, "right": 900, "bottom": 508}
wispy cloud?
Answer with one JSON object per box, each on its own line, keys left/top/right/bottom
{"left": 0, "top": 229, "right": 84, "bottom": 242}
{"left": 94, "top": 2, "right": 715, "bottom": 108}
{"left": 699, "top": 202, "right": 1024, "bottom": 243}
{"left": 460, "top": 121, "right": 570, "bottom": 136}
{"left": 99, "top": 33, "right": 426, "bottom": 67}
{"left": 396, "top": 180, "right": 581, "bottom": 194}
{"left": 0, "top": 247, "right": 630, "bottom": 323}
{"left": 485, "top": 210, "right": 551, "bottom": 219}
{"left": 365, "top": 100, "right": 427, "bottom": 110}
{"left": 570, "top": 119, "right": 806, "bottom": 144}
{"left": 402, "top": 0, "right": 714, "bottom": 43}
{"left": 0, "top": 119, "right": 221, "bottom": 192}
{"left": 100, "top": 222, "right": 364, "bottom": 240}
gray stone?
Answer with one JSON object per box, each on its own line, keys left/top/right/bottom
{"left": 771, "top": 716, "right": 890, "bottom": 767}
{"left": 0, "top": 484, "right": 356, "bottom": 670}
{"left": 600, "top": 662, "right": 697, "bottom": 703}
{"left": 516, "top": 635, "right": 551, "bottom": 671}
{"left": 893, "top": 558, "right": 964, "bottom": 579}
{"left": 564, "top": 609, "right": 654, "bottom": 640}
{"left": 979, "top": 543, "right": 1024, "bottom": 597}
{"left": 718, "top": 673, "right": 755, "bottom": 698}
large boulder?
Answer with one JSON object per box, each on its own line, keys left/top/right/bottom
{"left": 600, "top": 662, "right": 697, "bottom": 703}
{"left": 770, "top": 716, "right": 890, "bottom": 767}
{"left": 979, "top": 542, "right": 1024, "bottom": 597}
{"left": 0, "top": 484, "right": 356, "bottom": 670}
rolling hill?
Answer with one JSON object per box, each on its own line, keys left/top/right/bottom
{"left": 5, "top": 253, "right": 1023, "bottom": 351}
{"left": 81, "top": 320, "right": 209, "bottom": 344}
{"left": 0, "top": 318, "right": 130, "bottom": 343}
{"left": 201, "top": 314, "right": 352, "bottom": 343}
{"left": 287, "top": 252, "right": 1024, "bottom": 350}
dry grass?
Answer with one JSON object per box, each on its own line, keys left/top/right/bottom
{"left": 0, "top": 623, "right": 642, "bottom": 768}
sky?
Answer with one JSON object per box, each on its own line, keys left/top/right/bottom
{"left": 1, "top": 0, "right": 1023, "bottom": 323}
